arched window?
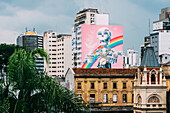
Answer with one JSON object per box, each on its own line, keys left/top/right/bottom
{"left": 151, "top": 74, "right": 155, "bottom": 84}
{"left": 148, "top": 96, "right": 160, "bottom": 103}
{"left": 138, "top": 96, "right": 142, "bottom": 103}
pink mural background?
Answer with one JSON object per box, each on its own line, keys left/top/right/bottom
{"left": 81, "top": 25, "right": 123, "bottom": 68}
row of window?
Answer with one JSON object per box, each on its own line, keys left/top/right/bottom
{"left": 49, "top": 45, "right": 56, "bottom": 47}
{"left": 58, "top": 48, "right": 64, "bottom": 51}
{"left": 57, "top": 39, "right": 64, "bottom": 42}
{"left": 78, "top": 93, "right": 133, "bottom": 103}
{"left": 49, "top": 53, "right": 56, "bottom": 55}
{"left": 58, "top": 57, "right": 64, "bottom": 60}
{"left": 58, "top": 44, "right": 64, "bottom": 46}
{"left": 58, "top": 53, "right": 64, "bottom": 55}
{"left": 49, "top": 40, "right": 56, "bottom": 42}
{"left": 57, "top": 70, "right": 64, "bottom": 73}
{"left": 77, "top": 82, "right": 131, "bottom": 89}
{"left": 58, "top": 66, "right": 64, "bottom": 68}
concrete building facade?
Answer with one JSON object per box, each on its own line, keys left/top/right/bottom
{"left": 44, "top": 31, "right": 72, "bottom": 78}
{"left": 65, "top": 68, "right": 136, "bottom": 112}
{"left": 44, "top": 31, "right": 58, "bottom": 77}
{"left": 134, "top": 45, "right": 167, "bottom": 113}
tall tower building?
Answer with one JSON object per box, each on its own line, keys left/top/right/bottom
{"left": 141, "top": 7, "right": 170, "bottom": 62}
{"left": 134, "top": 45, "right": 167, "bottom": 113}
{"left": 44, "top": 31, "right": 58, "bottom": 77}
{"left": 17, "top": 29, "right": 44, "bottom": 73}
{"left": 44, "top": 31, "right": 72, "bottom": 78}
{"left": 72, "top": 8, "right": 109, "bottom": 68}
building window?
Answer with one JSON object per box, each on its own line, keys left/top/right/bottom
{"left": 122, "top": 94, "right": 127, "bottom": 103}
{"left": 132, "top": 94, "right": 134, "bottom": 103}
{"left": 91, "top": 83, "right": 95, "bottom": 89}
{"left": 123, "top": 83, "right": 126, "bottom": 89}
{"left": 103, "top": 83, "right": 107, "bottom": 89}
{"left": 132, "top": 82, "right": 134, "bottom": 88}
{"left": 165, "top": 56, "right": 167, "bottom": 59}
{"left": 113, "top": 83, "right": 117, "bottom": 89}
{"left": 90, "top": 94, "right": 95, "bottom": 103}
{"left": 151, "top": 74, "right": 155, "bottom": 84}
{"left": 103, "top": 94, "right": 108, "bottom": 103}
{"left": 77, "top": 83, "right": 81, "bottom": 89}
{"left": 113, "top": 94, "right": 117, "bottom": 103}
{"left": 77, "top": 94, "right": 82, "bottom": 98}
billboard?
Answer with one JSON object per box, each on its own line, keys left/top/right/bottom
{"left": 81, "top": 25, "right": 123, "bottom": 68}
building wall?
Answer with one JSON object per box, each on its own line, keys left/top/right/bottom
{"left": 56, "top": 35, "right": 72, "bottom": 77}
{"left": 75, "top": 77, "right": 134, "bottom": 106}
{"left": 43, "top": 31, "right": 58, "bottom": 77}
{"left": 159, "top": 32, "right": 170, "bottom": 56}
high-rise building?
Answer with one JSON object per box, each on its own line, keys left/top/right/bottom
{"left": 44, "top": 31, "right": 58, "bottom": 77}
{"left": 141, "top": 7, "right": 170, "bottom": 62}
{"left": 56, "top": 34, "right": 72, "bottom": 78}
{"left": 16, "top": 29, "right": 44, "bottom": 73}
{"left": 72, "top": 8, "right": 109, "bottom": 68}
{"left": 153, "top": 7, "right": 170, "bottom": 31}
{"left": 44, "top": 31, "right": 72, "bottom": 78}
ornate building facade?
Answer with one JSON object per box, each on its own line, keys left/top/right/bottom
{"left": 134, "top": 45, "right": 167, "bottom": 113}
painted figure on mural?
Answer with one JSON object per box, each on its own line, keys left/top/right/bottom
{"left": 84, "top": 27, "right": 122, "bottom": 68}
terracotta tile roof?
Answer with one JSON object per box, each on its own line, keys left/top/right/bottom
{"left": 72, "top": 68, "right": 137, "bottom": 75}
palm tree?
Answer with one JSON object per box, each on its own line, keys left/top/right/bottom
{"left": 0, "top": 48, "right": 88, "bottom": 113}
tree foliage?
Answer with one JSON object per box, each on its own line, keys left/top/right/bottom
{"left": 0, "top": 44, "right": 23, "bottom": 76}
{"left": 0, "top": 48, "right": 88, "bottom": 113}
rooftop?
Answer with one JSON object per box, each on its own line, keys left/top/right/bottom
{"left": 140, "top": 45, "right": 160, "bottom": 67}
{"left": 73, "top": 68, "right": 137, "bottom": 75}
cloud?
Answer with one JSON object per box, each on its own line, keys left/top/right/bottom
{"left": 0, "top": 0, "right": 170, "bottom": 55}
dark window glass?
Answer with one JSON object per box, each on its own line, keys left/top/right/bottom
{"left": 113, "top": 83, "right": 117, "bottom": 89}
{"left": 123, "top": 83, "right": 126, "bottom": 89}
{"left": 91, "top": 83, "right": 94, "bottom": 89}
{"left": 77, "top": 83, "right": 81, "bottom": 89}
{"left": 103, "top": 83, "right": 107, "bottom": 89}
{"left": 122, "top": 94, "right": 127, "bottom": 103}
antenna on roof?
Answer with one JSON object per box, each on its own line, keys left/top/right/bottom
{"left": 25, "top": 27, "right": 28, "bottom": 32}
{"left": 33, "top": 28, "right": 35, "bottom": 32}
{"left": 149, "top": 18, "right": 150, "bottom": 35}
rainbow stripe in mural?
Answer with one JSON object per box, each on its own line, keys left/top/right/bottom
{"left": 82, "top": 35, "right": 123, "bottom": 68}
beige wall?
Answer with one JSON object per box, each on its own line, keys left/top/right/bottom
{"left": 75, "top": 77, "right": 134, "bottom": 106}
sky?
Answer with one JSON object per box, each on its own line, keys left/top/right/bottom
{"left": 0, "top": 0, "right": 170, "bottom": 55}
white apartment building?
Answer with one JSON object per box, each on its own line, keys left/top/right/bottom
{"left": 72, "top": 8, "right": 109, "bottom": 68}
{"left": 56, "top": 34, "right": 72, "bottom": 78}
{"left": 44, "top": 31, "right": 58, "bottom": 77}
{"left": 150, "top": 30, "right": 170, "bottom": 61}
{"left": 123, "top": 49, "right": 139, "bottom": 68}
{"left": 44, "top": 31, "right": 72, "bottom": 78}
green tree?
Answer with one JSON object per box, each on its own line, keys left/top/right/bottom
{"left": 0, "top": 44, "right": 24, "bottom": 78}
{"left": 0, "top": 48, "right": 88, "bottom": 113}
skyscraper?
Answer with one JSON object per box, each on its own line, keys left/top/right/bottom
{"left": 44, "top": 31, "right": 72, "bottom": 78}
{"left": 17, "top": 29, "right": 44, "bottom": 73}
{"left": 141, "top": 7, "right": 170, "bottom": 62}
